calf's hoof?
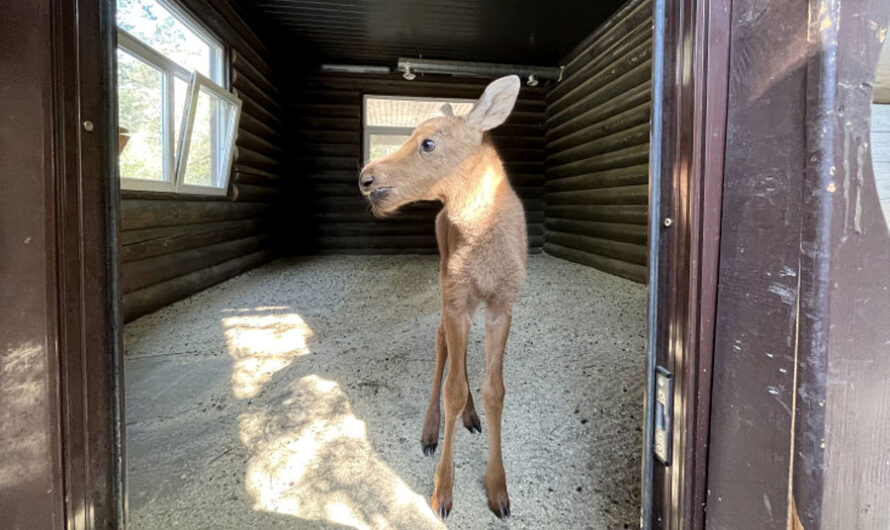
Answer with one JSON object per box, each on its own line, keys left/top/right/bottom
{"left": 462, "top": 408, "right": 482, "bottom": 434}
{"left": 431, "top": 490, "right": 453, "bottom": 520}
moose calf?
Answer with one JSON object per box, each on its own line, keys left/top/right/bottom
{"left": 359, "top": 76, "right": 526, "bottom": 520}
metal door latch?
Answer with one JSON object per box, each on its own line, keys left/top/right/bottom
{"left": 654, "top": 367, "right": 673, "bottom": 465}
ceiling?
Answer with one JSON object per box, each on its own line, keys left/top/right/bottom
{"left": 237, "top": 0, "right": 627, "bottom": 67}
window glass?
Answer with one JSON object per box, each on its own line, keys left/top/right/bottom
{"left": 363, "top": 96, "right": 474, "bottom": 163}
{"left": 365, "top": 97, "right": 474, "bottom": 127}
{"left": 118, "top": 49, "right": 165, "bottom": 182}
{"left": 182, "top": 86, "right": 240, "bottom": 189}
{"left": 117, "top": 0, "right": 219, "bottom": 79}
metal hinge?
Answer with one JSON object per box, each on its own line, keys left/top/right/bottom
{"left": 654, "top": 366, "right": 673, "bottom": 465}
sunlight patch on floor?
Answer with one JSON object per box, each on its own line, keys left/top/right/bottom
{"left": 223, "top": 310, "right": 313, "bottom": 399}
{"left": 239, "top": 374, "right": 444, "bottom": 530}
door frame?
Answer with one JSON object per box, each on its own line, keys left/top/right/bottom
{"left": 642, "top": 0, "right": 731, "bottom": 527}
{"left": 52, "top": 0, "right": 125, "bottom": 526}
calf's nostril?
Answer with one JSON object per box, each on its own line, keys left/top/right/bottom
{"left": 360, "top": 175, "right": 375, "bottom": 189}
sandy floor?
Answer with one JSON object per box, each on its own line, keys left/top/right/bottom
{"left": 124, "top": 254, "right": 646, "bottom": 529}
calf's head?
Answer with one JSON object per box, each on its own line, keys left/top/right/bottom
{"left": 359, "top": 75, "right": 520, "bottom": 216}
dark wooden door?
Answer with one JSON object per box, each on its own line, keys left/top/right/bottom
{"left": 0, "top": 0, "right": 123, "bottom": 528}
{"left": 641, "top": 0, "right": 731, "bottom": 527}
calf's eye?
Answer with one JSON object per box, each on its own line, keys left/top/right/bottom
{"left": 421, "top": 139, "right": 436, "bottom": 153}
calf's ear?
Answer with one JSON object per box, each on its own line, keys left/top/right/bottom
{"left": 465, "top": 75, "right": 520, "bottom": 131}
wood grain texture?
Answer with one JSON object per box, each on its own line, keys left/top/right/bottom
{"left": 543, "top": 0, "right": 652, "bottom": 280}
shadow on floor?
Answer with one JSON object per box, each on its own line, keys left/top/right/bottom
{"left": 124, "top": 255, "right": 646, "bottom": 529}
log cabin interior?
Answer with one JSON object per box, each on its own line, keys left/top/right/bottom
{"left": 2, "top": 0, "right": 889, "bottom": 528}
{"left": 119, "top": 0, "right": 654, "bottom": 527}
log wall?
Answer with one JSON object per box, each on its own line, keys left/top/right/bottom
{"left": 121, "top": 0, "right": 284, "bottom": 321}
{"left": 283, "top": 73, "right": 548, "bottom": 254}
{"left": 543, "top": 0, "right": 652, "bottom": 282}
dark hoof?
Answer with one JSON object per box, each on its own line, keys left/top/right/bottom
{"left": 422, "top": 443, "right": 437, "bottom": 456}
{"left": 497, "top": 504, "right": 510, "bottom": 519}
{"left": 462, "top": 410, "right": 482, "bottom": 434}
{"left": 437, "top": 505, "right": 451, "bottom": 519}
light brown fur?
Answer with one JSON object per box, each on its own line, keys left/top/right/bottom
{"left": 359, "top": 76, "right": 526, "bottom": 520}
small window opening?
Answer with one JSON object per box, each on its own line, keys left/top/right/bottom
{"left": 116, "top": 0, "right": 241, "bottom": 195}
{"left": 362, "top": 96, "right": 475, "bottom": 163}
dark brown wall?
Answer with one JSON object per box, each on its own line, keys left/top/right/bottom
{"left": 121, "top": 0, "right": 284, "bottom": 322}
{"left": 283, "top": 73, "right": 547, "bottom": 255}
{"left": 0, "top": 2, "right": 66, "bottom": 526}
{"left": 542, "top": 0, "right": 652, "bottom": 283}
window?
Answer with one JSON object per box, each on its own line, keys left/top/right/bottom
{"left": 116, "top": 0, "right": 241, "bottom": 195}
{"left": 363, "top": 96, "right": 475, "bottom": 163}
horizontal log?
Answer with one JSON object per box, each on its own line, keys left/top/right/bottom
{"left": 551, "top": 17, "right": 653, "bottom": 101}
{"left": 547, "top": 61, "right": 653, "bottom": 129}
{"left": 547, "top": 123, "right": 650, "bottom": 166}
{"left": 546, "top": 144, "right": 649, "bottom": 180}
{"left": 231, "top": 48, "right": 278, "bottom": 97}
{"left": 547, "top": 185, "right": 648, "bottom": 206}
{"left": 561, "top": 0, "right": 652, "bottom": 70}
{"left": 544, "top": 243, "right": 647, "bottom": 283}
{"left": 121, "top": 199, "right": 271, "bottom": 230}
{"left": 291, "top": 156, "right": 360, "bottom": 171}
{"left": 546, "top": 164, "right": 650, "bottom": 193}
{"left": 309, "top": 195, "right": 545, "bottom": 213}
{"left": 292, "top": 129, "right": 360, "bottom": 145}
{"left": 232, "top": 69, "right": 280, "bottom": 114}
{"left": 291, "top": 88, "right": 360, "bottom": 106}
{"left": 309, "top": 208, "right": 545, "bottom": 225}
{"left": 289, "top": 102, "right": 361, "bottom": 119}
{"left": 238, "top": 111, "right": 283, "bottom": 143}
{"left": 550, "top": 40, "right": 653, "bottom": 117}
{"left": 547, "top": 231, "right": 647, "bottom": 265}
{"left": 547, "top": 101, "right": 651, "bottom": 153}
{"left": 120, "top": 219, "right": 267, "bottom": 262}
{"left": 122, "top": 234, "right": 270, "bottom": 293}
{"left": 123, "top": 249, "right": 274, "bottom": 322}
{"left": 236, "top": 128, "right": 282, "bottom": 156}
{"left": 295, "top": 116, "right": 359, "bottom": 131}
{"left": 545, "top": 204, "right": 648, "bottom": 224}
{"left": 315, "top": 234, "right": 438, "bottom": 249}
{"left": 233, "top": 166, "right": 282, "bottom": 187}
{"left": 508, "top": 173, "right": 544, "bottom": 187}
{"left": 305, "top": 169, "right": 362, "bottom": 184}
{"left": 315, "top": 221, "right": 544, "bottom": 238}
{"left": 544, "top": 218, "right": 648, "bottom": 244}
{"left": 548, "top": 82, "right": 651, "bottom": 141}
{"left": 301, "top": 143, "right": 361, "bottom": 158}
{"left": 235, "top": 89, "right": 282, "bottom": 129}
{"left": 231, "top": 183, "right": 279, "bottom": 203}
{"left": 490, "top": 135, "right": 547, "bottom": 150}
{"left": 314, "top": 247, "right": 439, "bottom": 256}
{"left": 234, "top": 146, "right": 280, "bottom": 171}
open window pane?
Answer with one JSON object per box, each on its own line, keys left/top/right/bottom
{"left": 173, "top": 75, "right": 189, "bottom": 148}
{"left": 368, "top": 134, "right": 410, "bottom": 161}
{"left": 118, "top": 48, "right": 165, "bottom": 182}
{"left": 179, "top": 80, "right": 241, "bottom": 191}
{"left": 117, "top": 0, "right": 219, "bottom": 79}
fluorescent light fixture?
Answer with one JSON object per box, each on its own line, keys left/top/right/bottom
{"left": 320, "top": 64, "right": 391, "bottom": 75}
{"left": 397, "top": 57, "right": 562, "bottom": 84}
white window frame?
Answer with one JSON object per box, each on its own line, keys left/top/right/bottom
{"left": 176, "top": 73, "right": 243, "bottom": 196}
{"left": 116, "top": 0, "right": 235, "bottom": 195}
{"left": 362, "top": 95, "right": 475, "bottom": 164}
